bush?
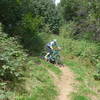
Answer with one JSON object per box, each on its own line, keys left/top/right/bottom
{"left": 0, "top": 0, "right": 61, "bottom": 35}
{"left": 60, "top": 0, "right": 100, "bottom": 41}
{"left": 60, "top": 21, "right": 77, "bottom": 38}
{"left": 94, "top": 62, "right": 100, "bottom": 80}
{"left": 0, "top": 23, "right": 27, "bottom": 81}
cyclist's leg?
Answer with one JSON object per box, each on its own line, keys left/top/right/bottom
{"left": 45, "top": 46, "right": 51, "bottom": 60}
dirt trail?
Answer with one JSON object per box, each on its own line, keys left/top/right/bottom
{"left": 47, "top": 65, "right": 75, "bottom": 100}
{"left": 56, "top": 66, "right": 75, "bottom": 100}
{"left": 48, "top": 65, "right": 75, "bottom": 100}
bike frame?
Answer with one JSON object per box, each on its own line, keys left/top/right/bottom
{"left": 47, "top": 50, "right": 60, "bottom": 63}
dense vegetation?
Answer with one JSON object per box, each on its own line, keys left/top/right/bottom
{"left": 0, "top": 0, "right": 61, "bottom": 34}
{"left": 0, "top": 0, "right": 100, "bottom": 100}
{"left": 0, "top": 24, "right": 27, "bottom": 81}
{"left": 0, "top": 23, "right": 61, "bottom": 100}
{"left": 59, "top": 0, "right": 100, "bottom": 41}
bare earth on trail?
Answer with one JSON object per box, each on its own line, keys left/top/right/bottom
{"left": 51, "top": 66, "right": 75, "bottom": 100}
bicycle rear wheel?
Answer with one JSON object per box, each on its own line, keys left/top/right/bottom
{"left": 40, "top": 51, "right": 47, "bottom": 59}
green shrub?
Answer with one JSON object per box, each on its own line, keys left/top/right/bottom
{"left": 0, "top": 0, "right": 61, "bottom": 34}
{"left": 21, "top": 13, "right": 43, "bottom": 34}
{"left": 0, "top": 23, "right": 27, "bottom": 81}
{"left": 94, "top": 62, "right": 100, "bottom": 80}
{"left": 60, "top": 21, "right": 77, "bottom": 38}
{"left": 60, "top": 0, "right": 100, "bottom": 41}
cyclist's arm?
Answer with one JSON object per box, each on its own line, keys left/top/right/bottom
{"left": 51, "top": 46, "right": 53, "bottom": 50}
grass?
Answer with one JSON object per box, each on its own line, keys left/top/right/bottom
{"left": 18, "top": 85, "right": 57, "bottom": 100}
{"left": 63, "top": 57, "right": 99, "bottom": 100}
{"left": 33, "top": 57, "right": 61, "bottom": 76}
{"left": 14, "top": 57, "right": 60, "bottom": 100}
{"left": 41, "top": 60, "right": 62, "bottom": 76}
{"left": 44, "top": 32, "right": 100, "bottom": 100}
{"left": 12, "top": 32, "right": 100, "bottom": 100}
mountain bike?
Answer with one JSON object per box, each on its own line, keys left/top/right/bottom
{"left": 40, "top": 49, "right": 63, "bottom": 66}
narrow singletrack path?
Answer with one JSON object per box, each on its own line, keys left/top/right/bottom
{"left": 56, "top": 66, "right": 75, "bottom": 100}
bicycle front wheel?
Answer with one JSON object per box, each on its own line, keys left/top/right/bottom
{"left": 55, "top": 55, "right": 61, "bottom": 64}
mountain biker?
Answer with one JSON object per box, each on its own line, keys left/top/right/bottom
{"left": 45, "top": 39, "right": 60, "bottom": 60}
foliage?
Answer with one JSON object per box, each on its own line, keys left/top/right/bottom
{"left": 18, "top": 13, "right": 45, "bottom": 54}
{"left": 0, "top": 0, "right": 21, "bottom": 31}
{"left": 60, "top": 0, "right": 79, "bottom": 20}
{"left": 94, "top": 62, "right": 100, "bottom": 80}
{"left": 59, "top": 0, "right": 100, "bottom": 41}
{"left": 21, "top": 13, "right": 43, "bottom": 33}
{"left": 0, "top": 0, "right": 61, "bottom": 34}
{"left": 0, "top": 23, "right": 27, "bottom": 81}
{"left": 60, "top": 39, "right": 99, "bottom": 62}
{"left": 0, "top": 0, "right": 61, "bottom": 56}
{"left": 0, "top": 23, "right": 61, "bottom": 100}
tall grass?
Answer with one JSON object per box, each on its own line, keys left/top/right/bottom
{"left": 15, "top": 57, "right": 61, "bottom": 100}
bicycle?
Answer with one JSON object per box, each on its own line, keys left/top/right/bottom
{"left": 40, "top": 48, "right": 63, "bottom": 66}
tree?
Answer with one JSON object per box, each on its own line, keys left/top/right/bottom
{"left": 0, "top": 0, "right": 61, "bottom": 34}
{"left": 59, "top": 0, "right": 100, "bottom": 41}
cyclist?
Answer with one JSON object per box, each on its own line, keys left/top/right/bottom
{"left": 45, "top": 39, "right": 60, "bottom": 60}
